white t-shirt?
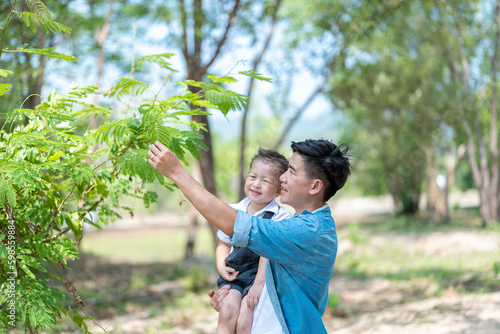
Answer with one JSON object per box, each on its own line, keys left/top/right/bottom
{"left": 216, "top": 197, "right": 291, "bottom": 245}
{"left": 252, "top": 282, "right": 285, "bottom": 333}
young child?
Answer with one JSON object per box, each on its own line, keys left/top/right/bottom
{"left": 215, "top": 148, "right": 290, "bottom": 334}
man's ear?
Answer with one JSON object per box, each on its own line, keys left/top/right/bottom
{"left": 309, "top": 179, "right": 323, "bottom": 196}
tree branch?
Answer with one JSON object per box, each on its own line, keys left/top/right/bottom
{"left": 201, "top": 0, "right": 241, "bottom": 75}
{"left": 0, "top": 0, "right": 17, "bottom": 61}
{"left": 272, "top": 41, "right": 348, "bottom": 150}
{"left": 491, "top": 0, "right": 500, "bottom": 213}
{"left": 178, "top": 0, "right": 189, "bottom": 60}
{"left": 238, "top": 0, "right": 282, "bottom": 199}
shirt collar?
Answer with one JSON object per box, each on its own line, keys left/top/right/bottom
{"left": 301, "top": 203, "right": 330, "bottom": 215}
{"left": 240, "top": 197, "right": 280, "bottom": 216}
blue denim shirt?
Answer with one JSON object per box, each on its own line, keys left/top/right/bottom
{"left": 230, "top": 205, "right": 337, "bottom": 334}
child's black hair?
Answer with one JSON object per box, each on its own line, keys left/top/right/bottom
{"left": 250, "top": 148, "right": 288, "bottom": 178}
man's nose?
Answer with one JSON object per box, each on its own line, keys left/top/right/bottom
{"left": 280, "top": 171, "right": 287, "bottom": 183}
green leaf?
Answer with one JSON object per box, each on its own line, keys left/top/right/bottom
{"left": 239, "top": 70, "right": 273, "bottom": 83}
{"left": 0, "top": 244, "right": 8, "bottom": 259}
{"left": 136, "top": 53, "right": 178, "bottom": 72}
{"left": 185, "top": 139, "right": 201, "bottom": 160}
{"left": 18, "top": 12, "right": 72, "bottom": 34}
{"left": 106, "top": 78, "right": 149, "bottom": 100}
{"left": 205, "top": 90, "right": 247, "bottom": 115}
{"left": 208, "top": 74, "right": 238, "bottom": 84}
{"left": 72, "top": 167, "right": 93, "bottom": 189}
{"left": 26, "top": 0, "right": 52, "bottom": 19}
{"left": 65, "top": 214, "right": 83, "bottom": 243}
{"left": 72, "top": 315, "right": 83, "bottom": 328}
{"left": 0, "top": 69, "right": 13, "bottom": 77}
{"left": 143, "top": 191, "right": 158, "bottom": 209}
{"left": 17, "top": 47, "right": 79, "bottom": 62}
{"left": 0, "top": 178, "right": 17, "bottom": 208}
{"left": 47, "top": 151, "right": 63, "bottom": 161}
{"left": 29, "top": 308, "right": 38, "bottom": 327}
{"left": 0, "top": 84, "right": 11, "bottom": 95}
{"left": 19, "top": 262, "right": 36, "bottom": 279}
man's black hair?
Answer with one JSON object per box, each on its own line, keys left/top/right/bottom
{"left": 291, "top": 139, "right": 352, "bottom": 201}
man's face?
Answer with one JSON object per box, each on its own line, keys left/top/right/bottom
{"left": 279, "top": 152, "right": 313, "bottom": 213}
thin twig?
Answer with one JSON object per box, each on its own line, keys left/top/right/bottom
{"left": 0, "top": 0, "right": 17, "bottom": 61}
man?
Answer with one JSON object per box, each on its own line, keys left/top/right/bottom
{"left": 148, "top": 139, "right": 352, "bottom": 334}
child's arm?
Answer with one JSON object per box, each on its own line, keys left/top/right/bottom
{"left": 216, "top": 240, "right": 239, "bottom": 281}
{"left": 246, "top": 257, "right": 267, "bottom": 308}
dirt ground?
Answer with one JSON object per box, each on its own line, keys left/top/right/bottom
{"left": 71, "top": 226, "right": 500, "bottom": 334}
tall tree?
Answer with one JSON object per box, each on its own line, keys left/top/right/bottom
{"left": 123, "top": 0, "right": 279, "bottom": 250}
{"left": 428, "top": 0, "right": 500, "bottom": 226}
{"left": 327, "top": 0, "right": 450, "bottom": 214}
{"left": 237, "top": 0, "right": 282, "bottom": 200}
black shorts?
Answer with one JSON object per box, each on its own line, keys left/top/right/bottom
{"left": 216, "top": 246, "right": 260, "bottom": 297}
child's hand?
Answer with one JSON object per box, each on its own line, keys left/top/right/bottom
{"left": 221, "top": 266, "right": 239, "bottom": 281}
{"left": 246, "top": 284, "right": 263, "bottom": 308}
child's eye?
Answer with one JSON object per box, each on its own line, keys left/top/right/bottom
{"left": 263, "top": 179, "right": 269, "bottom": 183}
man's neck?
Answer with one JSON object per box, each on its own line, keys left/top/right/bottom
{"left": 294, "top": 202, "right": 327, "bottom": 215}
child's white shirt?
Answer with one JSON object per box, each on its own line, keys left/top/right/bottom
{"left": 216, "top": 197, "right": 291, "bottom": 245}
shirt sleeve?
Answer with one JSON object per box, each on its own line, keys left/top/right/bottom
{"left": 231, "top": 210, "right": 319, "bottom": 268}
{"left": 216, "top": 229, "right": 230, "bottom": 243}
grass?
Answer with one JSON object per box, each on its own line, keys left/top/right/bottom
{"left": 80, "top": 225, "right": 216, "bottom": 263}
{"left": 335, "top": 209, "right": 500, "bottom": 296}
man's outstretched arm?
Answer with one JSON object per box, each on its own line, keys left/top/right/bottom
{"left": 148, "top": 141, "right": 237, "bottom": 236}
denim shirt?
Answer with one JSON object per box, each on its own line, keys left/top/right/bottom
{"left": 230, "top": 205, "right": 337, "bottom": 334}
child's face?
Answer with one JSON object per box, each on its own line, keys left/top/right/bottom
{"left": 244, "top": 159, "right": 282, "bottom": 208}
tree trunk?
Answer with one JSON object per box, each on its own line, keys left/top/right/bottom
{"left": 184, "top": 206, "right": 199, "bottom": 260}
{"left": 238, "top": 0, "right": 282, "bottom": 200}
{"left": 425, "top": 147, "right": 449, "bottom": 223}
{"left": 179, "top": 0, "right": 241, "bottom": 249}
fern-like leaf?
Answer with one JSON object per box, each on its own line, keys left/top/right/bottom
{"left": 208, "top": 74, "right": 238, "bottom": 84}
{"left": 206, "top": 90, "right": 247, "bottom": 115}
{"left": 136, "top": 53, "right": 178, "bottom": 72}
{"left": 26, "top": 0, "right": 52, "bottom": 19}
{"left": 0, "top": 84, "right": 11, "bottom": 96}
{"left": 0, "top": 177, "right": 17, "bottom": 208}
{"left": 239, "top": 70, "right": 273, "bottom": 83}
{"left": 18, "top": 12, "right": 71, "bottom": 33}
{"left": 106, "top": 78, "right": 149, "bottom": 100}
{"left": 120, "top": 150, "right": 158, "bottom": 183}
{"left": 0, "top": 69, "right": 13, "bottom": 77}
{"left": 184, "top": 139, "right": 201, "bottom": 160}
{"left": 72, "top": 167, "right": 93, "bottom": 191}
{"left": 17, "top": 47, "right": 79, "bottom": 62}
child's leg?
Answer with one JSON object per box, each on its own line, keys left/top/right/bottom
{"left": 217, "top": 289, "right": 243, "bottom": 334}
{"left": 235, "top": 295, "right": 254, "bottom": 334}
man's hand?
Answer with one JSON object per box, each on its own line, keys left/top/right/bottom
{"left": 148, "top": 141, "right": 184, "bottom": 181}
{"left": 208, "top": 285, "right": 231, "bottom": 312}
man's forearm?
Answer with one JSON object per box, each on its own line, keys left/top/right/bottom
{"left": 148, "top": 141, "right": 237, "bottom": 236}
